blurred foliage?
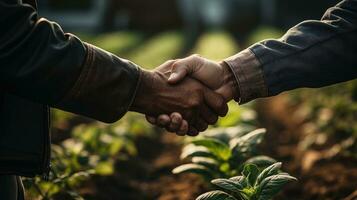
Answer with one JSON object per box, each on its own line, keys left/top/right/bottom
{"left": 192, "top": 31, "right": 239, "bottom": 61}
{"left": 217, "top": 102, "right": 257, "bottom": 127}
{"left": 246, "top": 26, "right": 284, "bottom": 46}
{"left": 25, "top": 113, "right": 157, "bottom": 200}
{"left": 51, "top": 109, "right": 76, "bottom": 130}
{"left": 77, "top": 31, "right": 144, "bottom": 57}
{"left": 291, "top": 80, "right": 357, "bottom": 158}
{"left": 127, "top": 31, "right": 184, "bottom": 69}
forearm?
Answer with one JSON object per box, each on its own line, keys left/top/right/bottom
{"left": 55, "top": 44, "right": 141, "bottom": 123}
{"left": 225, "top": 0, "right": 357, "bottom": 103}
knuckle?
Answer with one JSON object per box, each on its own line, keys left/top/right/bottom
{"left": 191, "top": 54, "right": 201, "bottom": 60}
{"left": 171, "top": 62, "right": 179, "bottom": 70}
{"left": 171, "top": 113, "right": 180, "bottom": 123}
{"left": 190, "top": 99, "right": 201, "bottom": 108}
{"left": 191, "top": 91, "right": 204, "bottom": 107}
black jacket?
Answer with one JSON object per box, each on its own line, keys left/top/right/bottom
{"left": 0, "top": 0, "right": 141, "bottom": 177}
{"left": 224, "top": 0, "right": 357, "bottom": 103}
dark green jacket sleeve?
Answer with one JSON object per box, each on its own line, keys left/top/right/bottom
{"left": 0, "top": 1, "right": 141, "bottom": 122}
{"left": 225, "top": 0, "right": 357, "bottom": 103}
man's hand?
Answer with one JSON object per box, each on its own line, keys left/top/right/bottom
{"left": 145, "top": 56, "right": 238, "bottom": 135}
{"left": 130, "top": 62, "right": 228, "bottom": 136}
{"left": 167, "top": 55, "right": 237, "bottom": 101}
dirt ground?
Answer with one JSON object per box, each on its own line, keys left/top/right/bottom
{"left": 79, "top": 134, "right": 208, "bottom": 200}
{"left": 78, "top": 95, "right": 357, "bottom": 200}
{"left": 257, "top": 95, "right": 357, "bottom": 200}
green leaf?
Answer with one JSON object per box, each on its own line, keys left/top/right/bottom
{"left": 202, "top": 125, "right": 255, "bottom": 144}
{"left": 95, "top": 161, "right": 114, "bottom": 176}
{"left": 230, "top": 129, "right": 266, "bottom": 157}
{"left": 255, "top": 162, "right": 282, "bottom": 185}
{"left": 229, "top": 175, "right": 248, "bottom": 189}
{"left": 196, "top": 191, "right": 237, "bottom": 200}
{"left": 245, "top": 156, "right": 277, "bottom": 168}
{"left": 229, "top": 175, "right": 244, "bottom": 183}
{"left": 242, "top": 164, "right": 260, "bottom": 187}
{"left": 181, "top": 144, "right": 214, "bottom": 160}
{"left": 240, "top": 187, "right": 256, "bottom": 200}
{"left": 172, "top": 164, "right": 213, "bottom": 178}
{"left": 211, "top": 178, "right": 243, "bottom": 192}
{"left": 219, "top": 162, "right": 231, "bottom": 174}
{"left": 67, "top": 191, "right": 84, "bottom": 200}
{"left": 192, "top": 139, "right": 232, "bottom": 161}
{"left": 257, "top": 174, "right": 297, "bottom": 200}
{"left": 192, "top": 157, "right": 218, "bottom": 169}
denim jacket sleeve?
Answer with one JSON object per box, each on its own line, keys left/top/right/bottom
{"left": 225, "top": 0, "right": 357, "bottom": 103}
{"left": 0, "top": 1, "right": 141, "bottom": 123}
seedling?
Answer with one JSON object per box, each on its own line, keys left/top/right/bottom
{"left": 173, "top": 128, "right": 277, "bottom": 180}
{"left": 196, "top": 163, "right": 297, "bottom": 200}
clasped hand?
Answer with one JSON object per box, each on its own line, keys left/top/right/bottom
{"left": 130, "top": 55, "right": 237, "bottom": 136}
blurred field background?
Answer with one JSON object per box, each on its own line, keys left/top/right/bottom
{"left": 24, "top": 0, "right": 357, "bottom": 200}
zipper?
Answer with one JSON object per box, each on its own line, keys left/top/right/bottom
{"left": 42, "top": 105, "right": 51, "bottom": 180}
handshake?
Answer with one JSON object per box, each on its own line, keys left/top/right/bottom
{"left": 130, "top": 55, "right": 238, "bottom": 136}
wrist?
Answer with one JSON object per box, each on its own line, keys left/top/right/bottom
{"left": 219, "top": 61, "right": 240, "bottom": 102}
{"left": 130, "top": 69, "right": 155, "bottom": 113}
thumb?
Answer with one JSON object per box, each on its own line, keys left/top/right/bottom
{"left": 168, "top": 64, "right": 188, "bottom": 84}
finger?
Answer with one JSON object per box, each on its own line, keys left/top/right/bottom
{"left": 194, "top": 118, "right": 208, "bottom": 132}
{"left": 156, "top": 59, "right": 177, "bottom": 74}
{"left": 157, "top": 114, "right": 171, "bottom": 127}
{"left": 168, "top": 112, "right": 183, "bottom": 132}
{"left": 199, "top": 105, "right": 219, "bottom": 125}
{"left": 168, "top": 55, "right": 202, "bottom": 84}
{"left": 187, "top": 126, "right": 199, "bottom": 137}
{"left": 145, "top": 115, "right": 157, "bottom": 125}
{"left": 177, "top": 120, "right": 189, "bottom": 136}
{"left": 183, "top": 107, "right": 200, "bottom": 127}
{"left": 203, "top": 89, "right": 229, "bottom": 117}
{"left": 168, "top": 63, "right": 189, "bottom": 84}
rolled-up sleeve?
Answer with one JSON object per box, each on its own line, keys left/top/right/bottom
{"left": 224, "top": 49, "right": 267, "bottom": 104}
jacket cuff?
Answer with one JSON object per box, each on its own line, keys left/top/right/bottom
{"left": 56, "top": 43, "right": 141, "bottom": 123}
{"left": 223, "top": 49, "right": 268, "bottom": 104}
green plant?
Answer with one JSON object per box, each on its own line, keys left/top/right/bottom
{"left": 24, "top": 120, "right": 144, "bottom": 200}
{"left": 172, "top": 128, "right": 277, "bottom": 180}
{"left": 196, "top": 163, "right": 297, "bottom": 200}
{"left": 23, "top": 145, "right": 95, "bottom": 200}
